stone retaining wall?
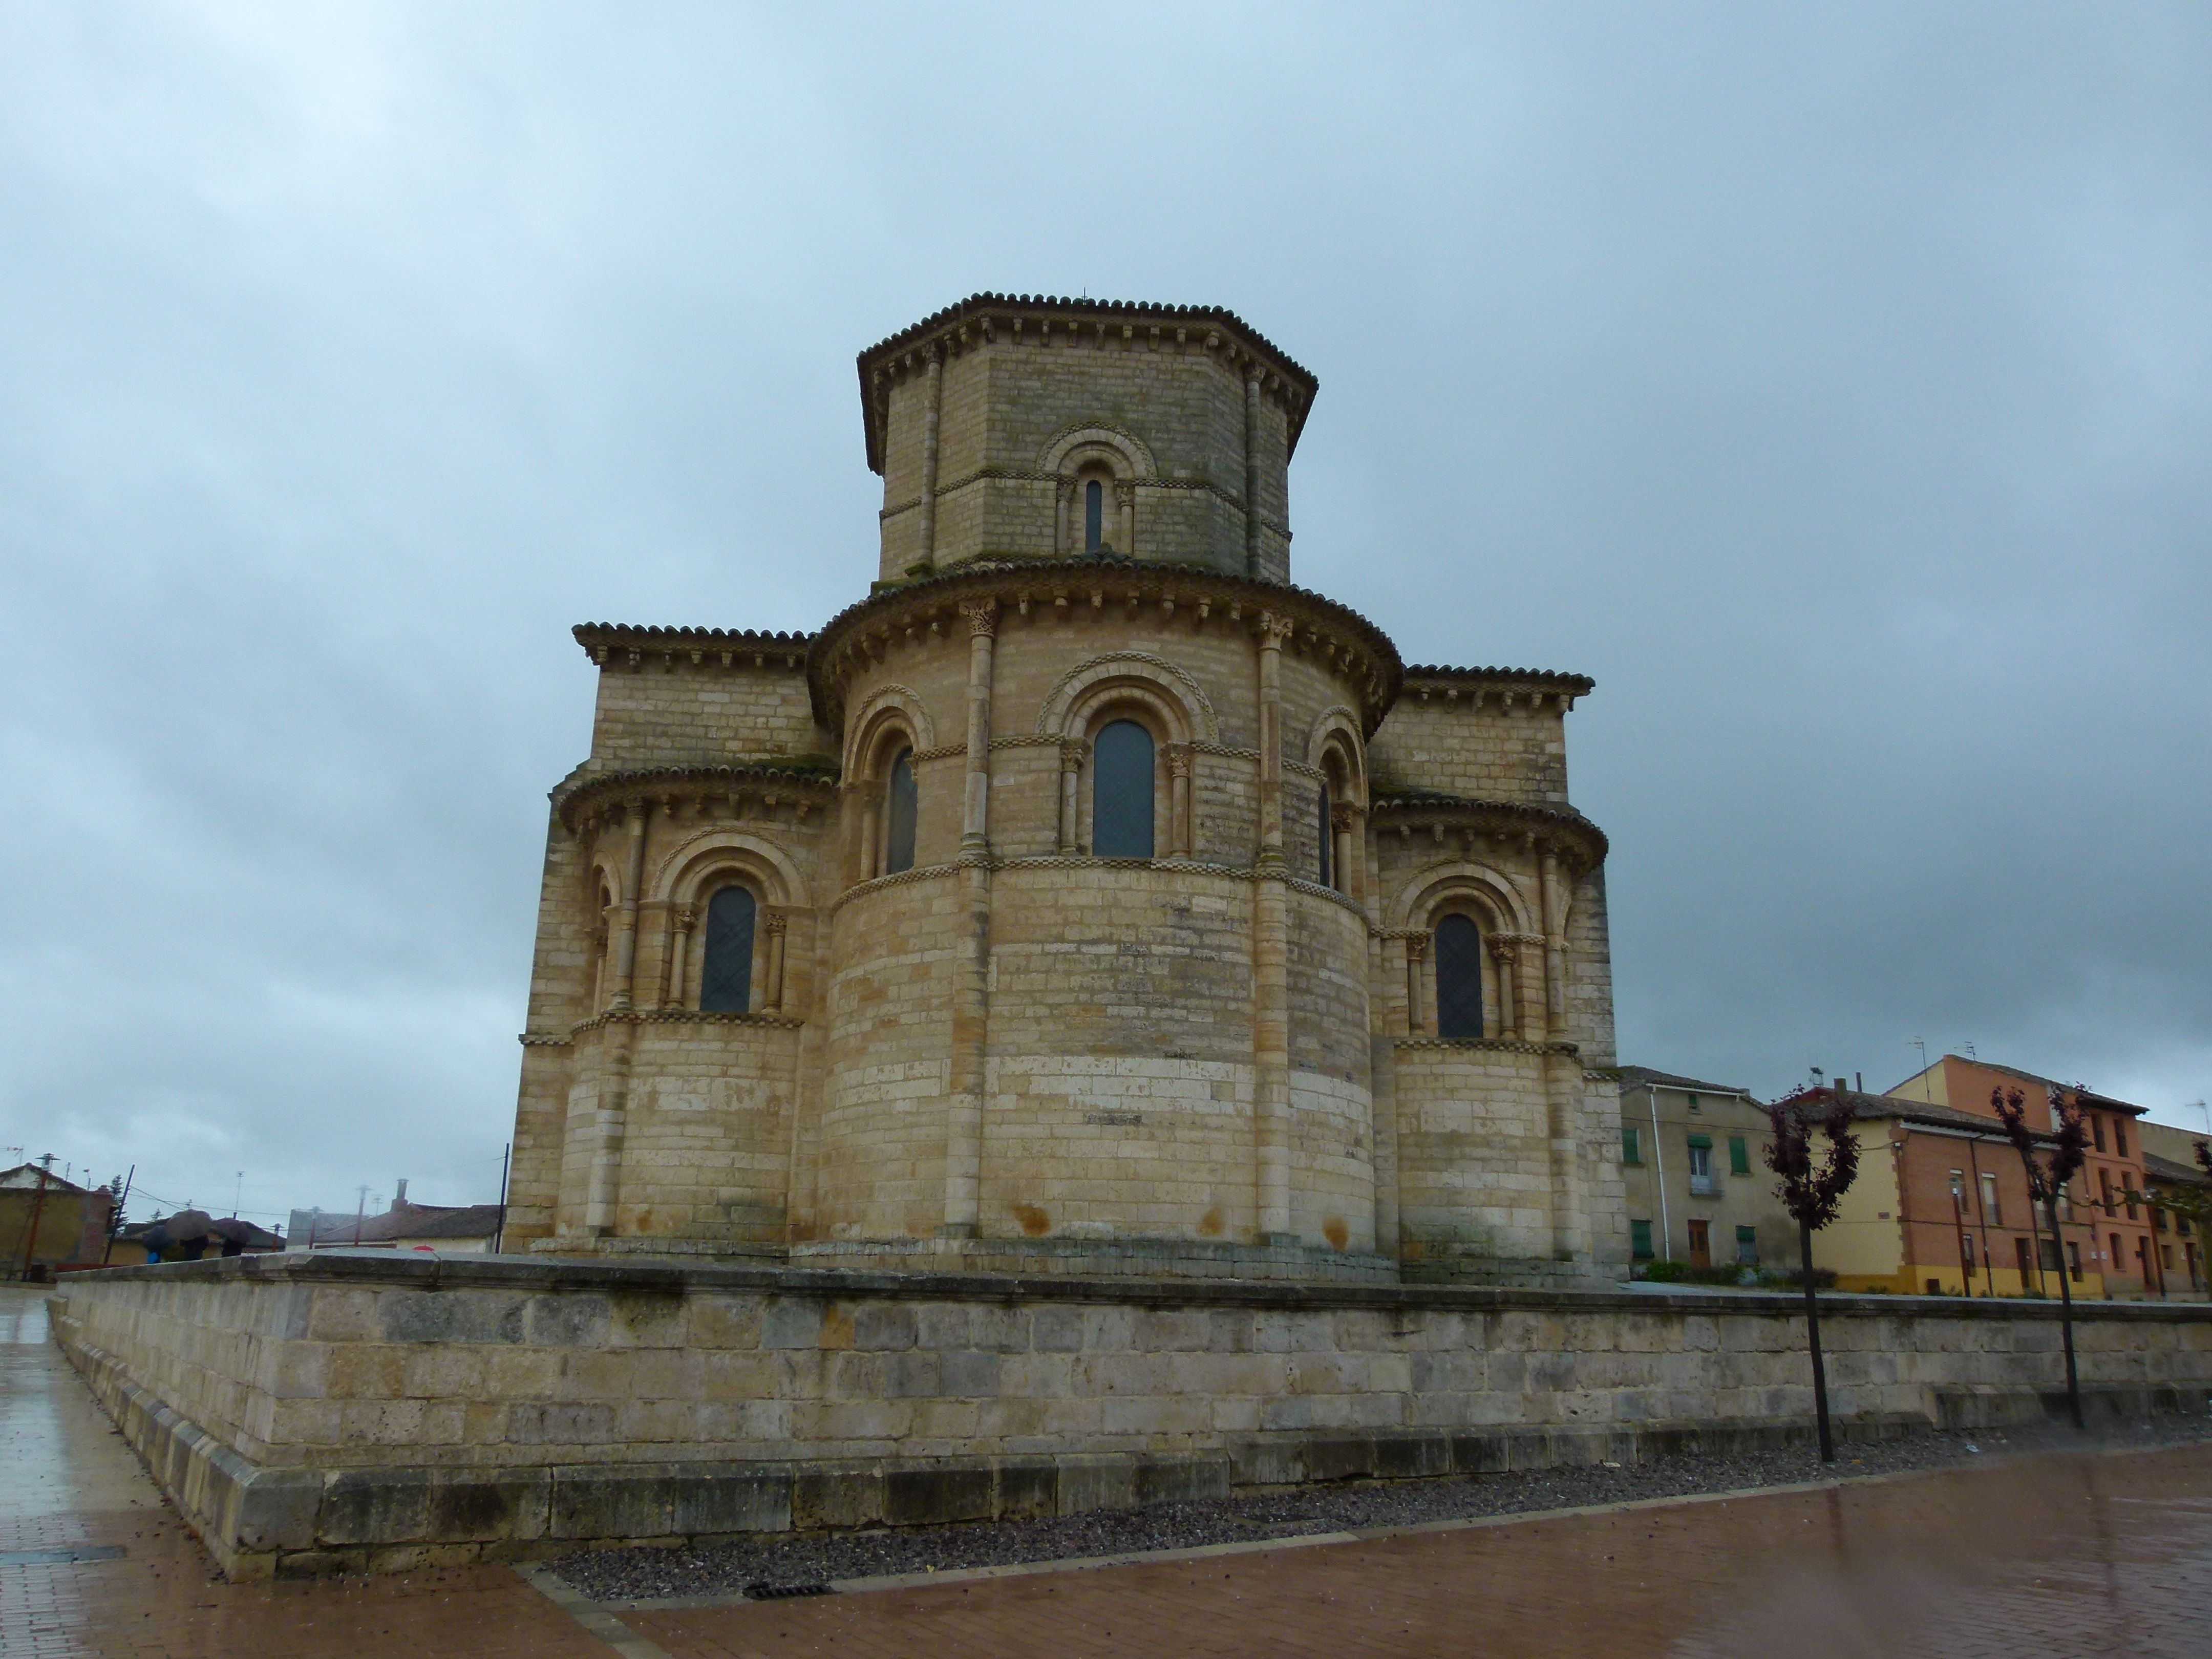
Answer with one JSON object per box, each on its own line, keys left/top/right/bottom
{"left": 50, "top": 1252, "right": 2212, "bottom": 1577}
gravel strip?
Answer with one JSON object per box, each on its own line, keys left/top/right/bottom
{"left": 550, "top": 1416, "right": 2212, "bottom": 1604}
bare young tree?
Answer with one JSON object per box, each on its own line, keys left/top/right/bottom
{"left": 1763, "top": 1089, "right": 1862, "bottom": 1462}
{"left": 1993, "top": 1084, "right": 2090, "bottom": 1430}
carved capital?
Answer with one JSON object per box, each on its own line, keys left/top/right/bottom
{"left": 1059, "top": 738, "right": 1085, "bottom": 774}
{"left": 959, "top": 597, "right": 999, "bottom": 637}
{"left": 674, "top": 906, "right": 696, "bottom": 932}
{"left": 1257, "top": 610, "right": 1294, "bottom": 649}
{"left": 1405, "top": 933, "right": 1429, "bottom": 960}
{"left": 1167, "top": 746, "right": 1192, "bottom": 779}
{"left": 763, "top": 911, "right": 789, "bottom": 938}
{"left": 1329, "top": 804, "right": 1354, "bottom": 834}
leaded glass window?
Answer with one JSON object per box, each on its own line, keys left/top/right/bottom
{"left": 699, "top": 886, "right": 756, "bottom": 1013}
{"left": 1092, "top": 720, "right": 1155, "bottom": 859}
{"left": 1085, "top": 479, "right": 1104, "bottom": 553}
{"left": 884, "top": 747, "right": 917, "bottom": 875}
{"left": 1434, "top": 912, "right": 1483, "bottom": 1039}
{"left": 1317, "top": 782, "right": 1333, "bottom": 889}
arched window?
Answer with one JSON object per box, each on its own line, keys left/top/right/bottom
{"left": 884, "top": 747, "right": 917, "bottom": 875}
{"left": 699, "top": 885, "right": 757, "bottom": 1013}
{"left": 1084, "top": 479, "right": 1104, "bottom": 553}
{"left": 1092, "top": 719, "right": 1155, "bottom": 858}
{"left": 1434, "top": 912, "right": 1483, "bottom": 1039}
{"left": 1317, "top": 782, "right": 1333, "bottom": 889}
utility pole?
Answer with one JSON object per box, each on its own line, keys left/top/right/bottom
{"left": 352, "top": 1185, "right": 369, "bottom": 1246}
{"left": 100, "top": 1167, "right": 134, "bottom": 1266}
{"left": 1949, "top": 1176, "right": 1973, "bottom": 1296}
{"left": 17, "top": 1154, "right": 55, "bottom": 1281}
{"left": 493, "top": 1142, "right": 512, "bottom": 1256}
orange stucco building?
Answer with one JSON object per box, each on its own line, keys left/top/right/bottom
{"left": 1810, "top": 1056, "right": 2160, "bottom": 1298}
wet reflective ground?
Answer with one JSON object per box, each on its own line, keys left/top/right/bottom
{"left": 6, "top": 1279, "right": 2210, "bottom": 1656}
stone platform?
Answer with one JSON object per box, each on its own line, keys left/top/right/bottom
{"left": 48, "top": 1252, "right": 2212, "bottom": 1578}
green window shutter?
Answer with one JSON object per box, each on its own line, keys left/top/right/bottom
{"left": 1728, "top": 1136, "right": 1751, "bottom": 1176}
{"left": 1736, "top": 1225, "right": 1757, "bottom": 1244}
{"left": 1687, "top": 1133, "right": 1713, "bottom": 1150}
{"left": 1621, "top": 1126, "right": 1642, "bottom": 1165}
{"left": 1631, "top": 1220, "right": 1654, "bottom": 1260}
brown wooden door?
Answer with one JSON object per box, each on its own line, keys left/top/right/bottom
{"left": 1687, "top": 1219, "right": 1711, "bottom": 1269}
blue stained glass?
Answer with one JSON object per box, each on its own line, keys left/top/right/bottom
{"left": 699, "top": 886, "right": 756, "bottom": 1013}
{"left": 1085, "top": 480, "right": 1103, "bottom": 552}
{"left": 1092, "top": 720, "right": 1155, "bottom": 858}
{"left": 885, "top": 748, "right": 917, "bottom": 874}
{"left": 1435, "top": 912, "right": 1483, "bottom": 1039}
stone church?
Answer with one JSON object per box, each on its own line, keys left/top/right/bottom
{"left": 504, "top": 295, "right": 1626, "bottom": 1286}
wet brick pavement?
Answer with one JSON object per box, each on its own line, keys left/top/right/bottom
{"left": 8, "top": 1281, "right": 2210, "bottom": 1656}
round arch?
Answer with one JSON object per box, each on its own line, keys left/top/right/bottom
{"left": 1037, "top": 651, "right": 1218, "bottom": 744}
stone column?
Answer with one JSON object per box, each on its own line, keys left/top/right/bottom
{"left": 1539, "top": 845, "right": 1567, "bottom": 1038}
{"left": 945, "top": 599, "right": 998, "bottom": 1236}
{"left": 762, "top": 912, "right": 788, "bottom": 1014}
{"left": 1404, "top": 932, "right": 1428, "bottom": 1037}
{"left": 916, "top": 344, "right": 943, "bottom": 569}
{"left": 666, "top": 906, "right": 695, "bottom": 1008}
{"left": 1252, "top": 613, "right": 1293, "bottom": 1241}
{"left": 1331, "top": 805, "right": 1355, "bottom": 900}
{"left": 1057, "top": 740, "right": 1082, "bottom": 854}
{"left": 608, "top": 801, "right": 649, "bottom": 1010}
{"left": 1117, "top": 478, "right": 1136, "bottom": 559}
{"left": 1490, "top": 935, "right": 1520, "bottom": 1039}
{"left": 1168, "top": 746, "right": 1192, "bottom": 857}
{"left": 584, "top": 1038, "right": 633, "bottom": 1236}
{"left": 1535, "top": 846, "right": 1585, "bottom": 1266}
{"left": 1243, "top": 366, "right": 1263, "bottom": 578}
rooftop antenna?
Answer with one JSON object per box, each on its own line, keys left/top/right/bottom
{"left": 231, "top": 1171, "right": 243, "bottom": 1218}
{"left": 2194, "top": 1099, "right": 2210, "bottom": 1137}
{"left": 1912, "top": 1038, "right": 1931, "bottom": 1100}
{"left": 1963, "top": 1041, "right": 1977, "bottom": 1060}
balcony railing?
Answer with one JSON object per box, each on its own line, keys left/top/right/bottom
{"left": 1688, "top": 1174, "right": 1719, "bottom": 1197}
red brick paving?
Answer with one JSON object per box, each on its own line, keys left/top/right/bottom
{"left": 625, "top": 1447, "right": 2212, "bottom": 1658}
{"left": 12, "top": 1283, "right": 2212, "bottom": 1657}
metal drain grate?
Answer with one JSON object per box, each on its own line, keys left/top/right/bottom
{"left": 0, "top": 1546, "right": 127, "bottom": 1567}
{"left": 743, "top": 1582, "right": 833, "bottom": 1600}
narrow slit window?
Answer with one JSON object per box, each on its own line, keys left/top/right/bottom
{"left": 1434, "top": 912, "right": 1483, "bottom": 1039}
{"left": 1092, "top": 720, "right": 1155, "bottom": 858}
{"left": 1084, "top": 479, "right": 1104, "bottom": 553}
{"left": 884, "top": 747, "right": 917, "bottom": 875}
{"left": 698, "top": 886, "right": 756, "bottom": 1013}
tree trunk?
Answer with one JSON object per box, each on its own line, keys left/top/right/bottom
{"left": 2048, "top": 1196, "right": 2083, "bottom": 1430}
{"left": 1801, "top": 1217, "right": 1833, "bottom": 1462}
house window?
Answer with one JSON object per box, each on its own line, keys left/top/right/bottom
{"left": 698, "top": 886, "right": 756, "bottom": 1013}
{"left": 2040, "top": 1237, "right": 2064, "bottom": 1273}
{"left": 1686, "top": 1092, "right": 1700, "bottom": 1113}
{"left": 2111, "top": 1232, "right": 2123, "bottom": 1277}
{"left": 1687, "top": 1219, "right": 1711, "bottom": 1268}
{"left": 2163, "top": 1243, "right": 2176, "bottom": 1270}
{"left": 2115, "top": 1121, "right": 2128, "bottom": 1158}
{"left": 1728, "top": 1136, "right": 1750, "bottom": 1177}
{"left": 1092, "top": 720, "right": 1155, "bottom": 858}
{"left": 884, "top": 747, "right": 918, "bottom": 875}
{"left": 1980, "top": 1172, "right": 2002, "bottom": 1227}
{"left": 2068, "top": 1241, "right": 2082, "bottom": 1281}
{"left": 1631, "top": 1219, "right": 1654, "bottom": 1260}
{"left": 1735, "top": 1225, "right": 1759, "bottom": 1266}
{"left": 1622, "top": 1125, "right": 1642, "bottom": 1166}
{"left": 1962, "top": 1232, "right": 1976, "bottom": 1274}
{"left": 1084, "top": 478, "right": 1104, "bottom": 552}
{"left": 2091, "top": 1115, "right": 2106, "bottom": 1152}
{"left": 2015, "top": 1237, "right": 2035, "bottom": 1283}
{"left": 1317, "top": 782, "right": 1333, "bottom": 889}
{"left": 1687, "top": 1136, "right": 1715, "bottom": 1195}
{"left": 1434, "top": 913, "right": 1484, "bottom": 1040}
{"left": 2098, "top": 1168, "right": 2114, "bottom": 1214}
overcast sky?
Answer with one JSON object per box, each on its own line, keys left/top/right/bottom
{"left": 3, "top": 4, "right": 2207, "bottom": 1226}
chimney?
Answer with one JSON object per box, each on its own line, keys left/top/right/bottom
{"left": 392, "top": 1178, "right": 409, "bottom": 1210}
